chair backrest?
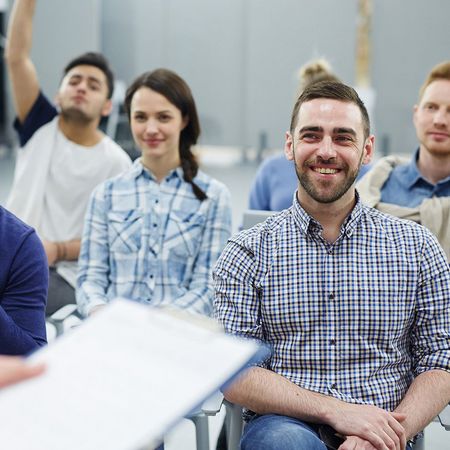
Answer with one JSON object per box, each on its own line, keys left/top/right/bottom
{"left": 241, "top": 209, "right": 274, "bottom": 230}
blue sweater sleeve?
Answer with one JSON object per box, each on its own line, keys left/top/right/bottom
{"left": 0, "top": 209, "right": 48, "bottom": 355}
{"left": 248, "top": 161, "right": 272, "bottom": 210}
{"left": 13, "top": 92, "right": 58, "bottom": 147}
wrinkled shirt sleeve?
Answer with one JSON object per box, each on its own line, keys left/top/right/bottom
{"left": 76, "top": 183, "right": 111, "bottom": 316}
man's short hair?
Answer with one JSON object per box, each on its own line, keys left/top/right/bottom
{"left": 63, "top": 52, "right": 114, "bottom": 99}
{"left": 290, "top": 81, "right": 371, "bottom": 140}
{"left": 419, "top": 61, "right": 450, "bottom": 101}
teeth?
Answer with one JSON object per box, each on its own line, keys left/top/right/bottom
{"left": 314, "top": 168, "right": 338, "bottom": 174}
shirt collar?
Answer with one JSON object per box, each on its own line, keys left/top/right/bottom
{"left": 130, "top": 158, "right": 184, "bottom": 182}
{"left": 292, "top": 191, "right": 364, "bottom": 239}
{"left": 403, "top": 148, "right": 425, "bottom": 189}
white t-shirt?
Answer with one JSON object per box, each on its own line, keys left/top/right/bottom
{"left": 40, "top": 126, "right": 132, "bottom": 242}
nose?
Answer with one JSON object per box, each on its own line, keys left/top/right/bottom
{"left": 316, "top": 136, "right": 337, "bottom": 160}
{"left": 144, "top": 119, "right": 158, "bottom": 135}
{"left": 75, "top": 79, "right": 88, "bottom": 93}
{"left": 433, "top": 108, "right": 448, "bottom": 128}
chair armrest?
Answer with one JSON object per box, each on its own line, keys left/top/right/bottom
{"left": 48, "top": 304, "right": 79, "bottom": 322}
{"left": 201, "top": 391, "right": 224, "bottom": 415}
{"left": 46, "top": 304, "right": 81, "bottom": 337}
{"left": 438, "top": 404, "right": 450, "bottom": 431}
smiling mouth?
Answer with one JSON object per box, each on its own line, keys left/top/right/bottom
{"left": 313, "top": 167, "right": 339, "bottom": 174}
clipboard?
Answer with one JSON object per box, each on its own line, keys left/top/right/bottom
{"left": 0, "top": 299, "right": 270, "bottom": 450}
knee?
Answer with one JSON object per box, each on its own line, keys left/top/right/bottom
{"left": 241, "top": 415, "right": 326, "bottom": 450}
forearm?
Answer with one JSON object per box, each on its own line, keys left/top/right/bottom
{"left": 0, "top": 306, "right": 43, "bottom": 355}
{"left": 394, "top": 369, "right": 450, "bottom": 439}
{"left": 175, "top": 284, "right": 212, "bottom": 316}
{"left": 226, "top": 367, "right": 407, "bottom": 449}
{"left": 44, "top": 239, "right": 81, "bottom": 265}
{"left": 224, "top": 366, "right": 337, "bottom": 425}
{"left": 4, "top": 0, "right": 35, "bottom": 63}
{"left": 57, "top": 239, "right": 81, "bottom": 262}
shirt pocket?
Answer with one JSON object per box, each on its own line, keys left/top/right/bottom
{"left": 107, "top": 209, "right": 144, "bottom": 253}
{"left": 164, "top": 211, "right": 206, "bottom": 260}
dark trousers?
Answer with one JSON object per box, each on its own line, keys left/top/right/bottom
{"left": 46, "top": 268, "right": 76, "bottom": 316}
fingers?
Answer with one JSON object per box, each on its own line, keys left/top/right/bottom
{"left": 387, "top": 415, "right": 406, "bottom": 450}
{"left": 0, "top": 357, "right": 45, "bottom": 389}
{"left": 339, "top": 436, "right": 378, "bottom": 450}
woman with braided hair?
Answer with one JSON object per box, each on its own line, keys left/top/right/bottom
{"left": 76, "top": 68, "right": 232, "bottom": 317}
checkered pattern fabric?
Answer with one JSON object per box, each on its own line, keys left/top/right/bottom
{"left": 214, "top": 195, "right": 450, "bottom": 410}
{"left": 77, "top": 159, "right": 232, "bottom": 316}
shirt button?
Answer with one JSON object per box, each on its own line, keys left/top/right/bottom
{"left": 155, "top": 199, "right": 159, "bottom": 204}
{"left": 153, "top": 223, "right": 157, "bottom": 228}
{"left": 149, "top": 274, "right": 154, "bottom": 279}
{"left": 329, "top": 293, "right": 335, "bottom": 300}
{"left": 330, "top": 383, "right": 337, "bottom": 390}
{"left": 330, "top": 339, "right": 336, "bottom": 345}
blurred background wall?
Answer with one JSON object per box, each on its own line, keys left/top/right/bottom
{"left": 1, "top": 0, "right": 450, "bottom": 157}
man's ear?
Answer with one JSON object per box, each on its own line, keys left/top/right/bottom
{"left": 284, "top": 131, "right": 294, "bottom": 161}
{"left": 101, "top": 99, "right": 113, "bottom": 117}
{"left": 362, "top": 135, "right": 375, "bottom": 165}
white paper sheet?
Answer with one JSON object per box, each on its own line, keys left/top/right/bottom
{"left": 0, "top": 299, "right": 267, "bottom": 450}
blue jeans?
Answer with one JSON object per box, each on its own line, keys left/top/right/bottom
{"left": 240, "top": 414, "right": 414, "bottom": 450}
{"left": 241, "top": 414, "right": 328, "bottom": 450}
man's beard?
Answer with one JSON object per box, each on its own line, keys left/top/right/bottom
{"left": 293, "top": 148, "right": 363, "bottom": 204}
{"left": 60, "top": 107, "right": 94, "bottom": 125}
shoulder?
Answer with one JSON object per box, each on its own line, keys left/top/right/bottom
{"left": 99, "top": 136, "right": 133, "bottom": 165}
{"left": 258, "top": 153, "right": 289, "bottom": 173}
{"left": 91, "top": 164, "right": 138, "bottom": 197}
{"left": 0, "top": 206, "right": 40, "bottom": 252}
{"left": 194, "top": 170, "right": 231, "bottom": 200}
{"left": 361, "top": 204, "right": 439, "bottom": 250}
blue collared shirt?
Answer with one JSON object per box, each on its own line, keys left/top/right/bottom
{"left": 77, "top": 159, "right": 232, "bottom": 317}
{"left": 380, "top": 149, "right": 450, "bottom": 207}
{"left": 214, "top": 195, "right": 450, "bottom": 411}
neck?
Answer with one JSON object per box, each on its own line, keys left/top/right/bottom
{"left": 417, "top": 146, "right": 450, "bottom": 185}
{"left": 58, "top": 116, "right": 103, "bottom": 146}
{"left": 141, "top": 154, "right": 181, "bottom": 183}
{"left": 297, "top": 188, "right": 356, "bottom": 242}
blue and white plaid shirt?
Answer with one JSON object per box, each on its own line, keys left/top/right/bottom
{"left": 77, "top": 159, "right": 232, "bottom": 316}
{"left": 214, "top": 194, "right": 450, "bottom": 411}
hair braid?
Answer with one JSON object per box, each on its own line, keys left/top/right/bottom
{"left": 179, "top": 144, "right": 207, "bottom": 201}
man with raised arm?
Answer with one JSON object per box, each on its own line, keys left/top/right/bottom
{"left": 214, "top": 81, "right": 450, "bottom": 450}
{"left": 4, "top": 0, "right": 131, "bottom": 315}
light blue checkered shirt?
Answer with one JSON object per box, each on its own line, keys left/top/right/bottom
{"left": 77, "top": 159, "right": 232, "bottom": 316}
{"left": 214, "top": 195, "right": 450, "bottom": 411}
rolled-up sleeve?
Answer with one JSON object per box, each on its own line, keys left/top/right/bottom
{"left": 213, "top": 237, "right": 264, "bottom": 341}
{"left": 412, "top": 233, "right": 450, "bottom": 375}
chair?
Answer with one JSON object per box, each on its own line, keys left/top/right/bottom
{"left": 223, "top": 401, "right": 450, "bottom": 450}
{"left": 223, "top": 400, "right": 243, "bottom": 450}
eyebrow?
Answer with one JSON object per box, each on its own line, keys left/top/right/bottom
{"left": 298, "top": 126, "right": 357, "bottom": 136}
{"left": 69, "top": 74, "right": 102, "bottom": 85}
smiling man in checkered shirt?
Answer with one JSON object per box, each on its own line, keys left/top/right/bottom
{"left": 214, "top": 81, "right": 450, "bottom": 450}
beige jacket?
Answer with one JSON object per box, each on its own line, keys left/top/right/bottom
{"left": 357, "top": 155, "right": 450, "bottom": 260}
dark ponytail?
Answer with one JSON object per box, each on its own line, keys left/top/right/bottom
{"left": 125, "top": 68, "right": 207, "bottom": 201}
